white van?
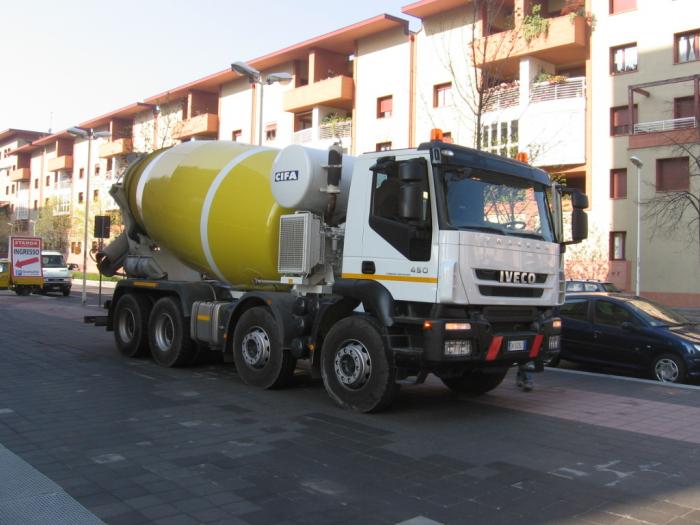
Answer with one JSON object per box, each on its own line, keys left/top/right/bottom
{"left": 41, "top": 251, "right": 72, "bottom": 296}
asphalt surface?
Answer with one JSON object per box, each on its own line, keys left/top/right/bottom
{"left": 2, "top": 290, "right": 700, "bottom": 524}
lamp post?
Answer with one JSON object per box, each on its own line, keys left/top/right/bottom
{"left": 230, "top": 61, "right": 292, "bottom": 145}
{"left": 67, "top": 127, "right": 111, "bottom": 306}
{"left": 630, "top": 155, "right": 644, "bottom": 297}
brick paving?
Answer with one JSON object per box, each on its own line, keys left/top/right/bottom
{"left": 2, "top": 290, "right": 700, "bottom": 524}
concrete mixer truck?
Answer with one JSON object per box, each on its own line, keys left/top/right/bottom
{"left": 88, "top": 134, "right": 588, "bottom": 412}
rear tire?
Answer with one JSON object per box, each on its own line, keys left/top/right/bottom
{"left": 114, "top": 293, "right": 152, "bottom": 358}
{"left": 652, "top": 353, "right": 686, "bottom": 384}
{"left": 232, "top": 306, "right": 296, "bottom": 389}
{"left": 148, "top": 296, "right": 196, "bottom": 367}
{"left": 441, "top": 368, "right": 508, "bottom": 396}
{"left": 14, "top": 286, "right": 31, "bottom": 296}
{"left": 320, "top": 316, "right": 398, "bottom": 413}
{"left": 62, "top": 288, "right": 71, "bottom": 297}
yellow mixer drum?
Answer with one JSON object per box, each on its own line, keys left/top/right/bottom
{"left": 123, "top": 141, "right": 286, "bottom": 286}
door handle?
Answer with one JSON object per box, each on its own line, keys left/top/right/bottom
{"left": 593, "top": 330, "right": 601, "bottom": 339}
{"left": 361, "top": 261, "right": 376, "bottom": 274}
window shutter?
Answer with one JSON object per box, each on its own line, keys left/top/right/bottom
{"left": 379, "top": 97, "right": 392, "bottom": 114}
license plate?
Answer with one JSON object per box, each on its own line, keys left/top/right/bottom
{"left": 508, "top": 340, "right": 527, "bottom": 352}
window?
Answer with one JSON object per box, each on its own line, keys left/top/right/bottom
{"left": 657, "top": 157, "right": 689, "bottom": 192}
{"left": 481, "top": 120, "right": 519, "bottom": 158}
{"left": 4, "top": 186, "right": 7, "bottom": 195}
{"left": 610, "top": 43, "right": 637, "bottom": 74}
{"left": 442, "top": 132, "right": 453, "bottom": 144}
{"left": 595, "top": 300, "right": 635, "bottom": 327}
{"left": 433, "top": 82, "right": 452, "bottom": 108}
{"left": 79, "top": 168, "right": 84, "bottom": 179}
{"left": 369, "top": 158, "right": 431, "bottom": 261}
{"left": 674, "top": 96, "right": 695, "bottom": 119}
{"left": 609, "top": 0, "right": 636, "bottom": 14}
{"left": 106, "top": 157, "right": 113, "bottom": 171}
{"left": 45, "top": 176, "right": 50, "bottom": 187}
{"left": 610, "top": 105, "right": 637, "bottom": 136}
{"left": 93, "top": 189, "right": 99, "bottom": 200}
{"left": 94, "top": 165, "right": 100, "bottom": 176}
{"left": 71, "top": 241, "right": 81, "bottom": 255}
{"left": 54, "top": 173, "right": 58, "bottom": 184}
{"left": 560, "top": 299, "right": 589, "bottom": 322}
{"left": 232, "top": 129, "right": 242, "bottom": 142}
{"left": 377, "top": 96, "right": 393, "bottom": 118}
{"left": 34, "top": 179, "right": 38, "bottom": 189}
{"left": 610, "top": 168, "right": 627, "bottom": 199}
{"left": 675, "top": 29, "right": 699, "bottom": 63}
{"left": 11, "top": 184, "right": 14, "bottom": 194}
{"left": 265, "top": 124, "right": 277, "bottom": 142}
{"left": 44, "top": 198, "right": 49, "bottom": 206}
{"left": 33, "top": 200, "right": 37, "bottom": 210}
{"left": 78, "top": 192, "right": 84, "bottom": 204}
{"left": 376, "top": 142, "right": 392, "bottom": 152}
{"left": 609, "top": 231, "right": 626, "bottom": 260}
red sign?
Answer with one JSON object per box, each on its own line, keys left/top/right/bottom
{"left": 10, "top": 237, "right": 43, "bottom": 282}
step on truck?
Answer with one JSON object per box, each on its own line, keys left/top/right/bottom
{"left": 89, "top": 134, "right": 588, "bottom": 412}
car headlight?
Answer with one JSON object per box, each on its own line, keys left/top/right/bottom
{"left": 693, "top": 344, "right": 700, "bottom": 353}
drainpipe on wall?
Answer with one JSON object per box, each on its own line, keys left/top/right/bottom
{"left": 408, "top": 32, "right": 416, "bottom": 148}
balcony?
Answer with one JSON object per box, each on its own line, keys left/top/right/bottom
{"left": 483, "top": 84, "right": 519, "bottom": 112}
{"left": 293, "top": 121, "right": 353, "bottom": 150}
{"left": 283, "top": 76, "right": 354, "bottom": 113}
{"left": 99, "top": 138, "right": 133, "bottom": 158}
{"left": 47, "top": 155, "right": 73, "bottom": 172}
{"left": 172, "top": 113, "right": 219, "bottom": 140}
{"left": 477, "top": 15, "right": 587, "bottom": 73}
{"left": 629, "top": 117, "right": 699, "bottom": 149}
{"left": 9, "top": 168, "right": 30, "bottom": 182}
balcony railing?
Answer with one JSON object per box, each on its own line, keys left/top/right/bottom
{"left": 9, "top": 167, "right": 31, "bottom": 182}
{"left": 293, "top": 128, "right": 315, "bottom": 144}
{"left": 483, "top": 86, "right": 519, "bottom": 112}
{"left": 633, "top": 117, "right": 697, "bottom": 134}
{"left": 319, "top": 121, "right": 352, "bottom": 140}
{"left": 530, "top": 77, "right": 585, "bottom": 103}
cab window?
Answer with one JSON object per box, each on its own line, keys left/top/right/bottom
{"left": 594, "top": 300, "right": 635, "bottom": 327}
{"left": 0, "top": 262, "right": 7, "bottom": 273}
{"left": 561, "top": 299, "right": 589, "bottom": 321}
{"left": 369, "top": 158, "right": 432, "bottom": 261}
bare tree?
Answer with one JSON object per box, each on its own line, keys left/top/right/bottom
{"left": 34, "top": 198, "right": 72, "bottom": 254}
{"left": 643, "top": 139, "right": 700, "bottom": 261}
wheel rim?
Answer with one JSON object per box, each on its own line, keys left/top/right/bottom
{"left": 154, "top": 313, "right": 175, "bottom": 352}
{"left": 241, "top": 326, "right": 270, "bottom": 369}
{"left": 655, "top": 358, "right": 679, "bottom": 382}
{"left": 334, "top": 340, "right": 372, "bottom": 390}
{"left": 117, "top": 308, "right": 136, "bottom": 343}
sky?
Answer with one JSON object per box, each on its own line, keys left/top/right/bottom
{"left": 0, "top": 0, "right": 417, "bottom": 133}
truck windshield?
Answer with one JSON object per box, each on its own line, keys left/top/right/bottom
{"left": 42, "top": 255, "right": 66, "bottom": 268}
{"left": 437, "top": 167, "right": 554, "bottom": 242}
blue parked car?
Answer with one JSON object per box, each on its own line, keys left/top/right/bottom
{"left": 555, "top": 293, "right": 700, "bottom": 383}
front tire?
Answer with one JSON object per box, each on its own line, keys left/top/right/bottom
{"left": 652, "top": 353, "right": 686, "bottom": 384}
{"left": 14, "top": 286, "right": 31, "bottom": 296}
{"left": 113, "top": 293, "right": 151, "bottom": 357}
{"left": 441, "top": 368, "right": 509, "bottom": 395}
{"left": 320, "top": 316, "right": 398, "bottom": 413}
{"left": 62, "top": 288, "right": 71, "bottom": 297}
{"left": 148, "top": 296, "right": 196, "bottom": 367}
{"left": 232, "top": 307, "right": 296, "bottom": 389}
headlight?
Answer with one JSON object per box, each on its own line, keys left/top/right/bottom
{"left": 692, "top": 344, "right": 700, "bottom": 353}
{"left": 444, "top": 340, "right": 472, "bottom": 356}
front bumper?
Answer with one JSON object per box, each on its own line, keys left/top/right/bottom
{"left": 398, "top": 316, "right": 561, "bottom": 366}
{"left": 42, "top": 278, "right": 72, "bottom": 291}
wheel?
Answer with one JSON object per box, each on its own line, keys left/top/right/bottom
{"left": 113, "top": 293, "right": 151, "bottom": 358}
{"left": 232, "top": 306, "right": 296, "bottom": 389}
{"left": 652, "top": 353, "right": 687, "bottom": 384}
{"left": 62, "top": 288, "right": 71, "bottom": 297}
{"left": 320, "top": 316, "right": 398, "bottom": 413}
{"left": 14, "top": 286, "right": 31, "bottom": 296}
{"left": 440, "top": 368, "right": 509, "bottom": 395}
{"left": 148, "top": 296, "right": 196, "bottom": 367}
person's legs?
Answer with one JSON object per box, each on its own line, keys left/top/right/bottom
{"left": 516, "top": 363, "right": 534, "bottom": 392}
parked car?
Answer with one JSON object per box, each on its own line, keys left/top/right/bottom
{"left": 555, "top": 293, "right": 700, "bottom": 383}
{"left": 566, "top": 280, "right": 621, "bottom": 293}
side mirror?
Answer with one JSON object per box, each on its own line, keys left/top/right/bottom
{"left": 562, "top": 188, "right": 588, "bottom": 245}
{"left": 397, "top": 160, "right": 428, "bottom": 222}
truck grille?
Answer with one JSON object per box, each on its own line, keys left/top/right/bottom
{"left": 475, "top": 268, "right": 547, "bottom": 284}
{"left": 479, "top": 285, "right": 544, "bottom": 298}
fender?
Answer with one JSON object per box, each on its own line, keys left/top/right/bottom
{"left": 332, "top": 279, "right": 395, "bottom": 327}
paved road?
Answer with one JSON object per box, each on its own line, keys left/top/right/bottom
{"left": 2, "top": 291, "right": 700, "bottom": 524}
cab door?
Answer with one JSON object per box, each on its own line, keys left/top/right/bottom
{"left": 343, "top": 154, "right": 439, "bottom": 303}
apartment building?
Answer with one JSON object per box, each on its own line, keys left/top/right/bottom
{"left": 3, "top": 1, "right": 699, "bottom": 304}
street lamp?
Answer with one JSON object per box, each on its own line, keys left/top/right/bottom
{"left": 67, "top": 126, "right": 111, "bottom": 306}
{"left": 630, "top": 155, "right": 644, "bottom": 297}
{"left": 231, "top": 61, "right": 292, "bottom": 145}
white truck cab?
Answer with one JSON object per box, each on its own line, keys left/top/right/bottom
{"left": 41, "top": 251, "right": 72, "bottom": 296}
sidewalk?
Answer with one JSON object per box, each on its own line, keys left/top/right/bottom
{"left": 0, "top": 443, "right": 103, "bottom": 524}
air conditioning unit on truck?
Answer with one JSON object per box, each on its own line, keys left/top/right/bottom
{"left": 89, "top": 135, "right": 588, "bottom": 412}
